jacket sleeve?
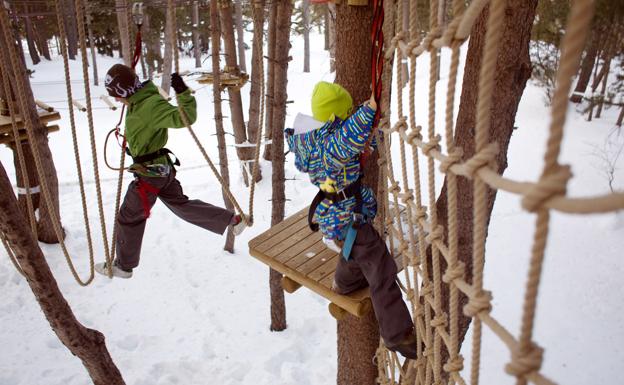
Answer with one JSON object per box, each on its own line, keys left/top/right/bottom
{"left": 322, "top": 104, "right": 375, "bottom": 172}
{"left": 152, "top": 89, "right": 198, "bottom": 129}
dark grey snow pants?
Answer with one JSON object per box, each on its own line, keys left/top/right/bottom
{"left": 116, "top": 170, "right": 234, "bottom": 270}
{"left": 333, "top": 223, "right": 414, "bottom": 347}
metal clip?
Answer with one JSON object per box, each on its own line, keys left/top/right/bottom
{"left": 132, "top": 2, "right": 144, "bottom": 26}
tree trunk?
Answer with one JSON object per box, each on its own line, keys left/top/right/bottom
{"left": 192, "top": 1, "right": 202, "bottom": 68}
{"left": 116, "top": 0, "right": 131, "bottom": 66}
{"left": 334, "top": 3, "right": 378, "bottom": 385}
{"left": 64, "top": 0, "right": 78, "bottom": 60}
{"left": 324, "top": 5, "right": 330, "bottom": 51}
{"left": 24, "top": 14, "right": 41, "bottom": 65}
{"left": 434, "top": 0, "right": 538, "bottom": 362}
{"left": 220, "top": 0, "right": 252, "bottom": 185}
{"left": 595, "top": 57, "right": 611, "bottom": 119}
{"left": 328, "top": 3, "right": 337, "bottom": 73}
{"left": 268, "top": 0, "right": 292, "bottom": 333}
{"left": 246, "top": 0, "right": 265, "bottom": 183}
{"left": 11, "top": 141, "right": 41, "bottom": 218}
{"left": 263, "top": 3, "right": 277, "bottom": 161}
{"left": 0, "top": 25, "right": 64, "bottom": 245}
{"left": 570, "top": 31, "right": 599, "bottom": 103}
{"left": 31, "top": 10, "right": 51, "bottom": 62}
{"left": 0, "top": 162, "right": 126, "bottom": 385}
{"left": 161, "top": 6, "right": 174, "bottom": 94}
{"left": 235, "top": 0, "right": 247, "bottom": 73}
{"left": 303, "top": 0, "right": 310, "bottom": 73}
{"left": 399, "top": 0, "right": 409, "bottom": 88}
{"left": 210, "top": 0, "right": 236, "bottom": 253}
{"left": 85, "top": 0, "right": 99, "bottom": 86}
{"left": 617, "top": 103, "right": 624, "bottom": 127}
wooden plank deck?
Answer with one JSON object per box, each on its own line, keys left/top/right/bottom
{"left": 248, "top": 206, "right": 407, "bottom": 318}
{"left": 0, "top": 110, "right": 61, "bottom": 145}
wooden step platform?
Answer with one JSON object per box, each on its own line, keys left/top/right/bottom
{"left": 248, "top": 207, "right": 405, "bottom": 319}
{"left": 0, "top": 109, "right": 61, "bottom": 145}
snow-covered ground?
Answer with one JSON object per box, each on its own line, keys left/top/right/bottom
{"left": 0, "top": 30, "right": 622, "bottom": 385}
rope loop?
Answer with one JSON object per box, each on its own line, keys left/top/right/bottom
{"left": 443, "top": 355, "right": 465, "bottom": 373}
{"left": 521, "top": 164, "right": 572, "bottom": 213}
{"left": 463, "top": 289, "right": 493, "bottom": 317}
{"left": 399, "top": 189, "right": 414, "bottom": 203}
{"left": 442, "top": 261, "right": 465, "bottom": 284}
{"left": 425, "top": 224, "right": 444, "bottom": 244}
{"left": 414, "top": 206, "right": 428, "bottom": 222}
{"left": 422, "top": 135, "right": 442, "bottom": 156}
{"left": 440, "top": 147, "right": 464, "bottom": 173}
{"left": 393, "top": 116, "right": 408, "bottom": 133}
{"left": 430, "top": 313, "right": 448, "bottom": 329}
{"left": 388, "top": 181, "right": 401, "bottom": 194}
{"left": 390, "top": 31, "right": 408, "bottom": 49}
{"left": 504, "top": 343, "right": 544, "bottom": 378}
{"left": 463, "top": 142, "right": 499, "bottom": 178}
{"left": 421, "top": 282, "right": 433, "bottom": 297}
{"left": 405, "top": 38, "right": 421, "bottom": 55}
{"left": 406, "top": 126, "right": 423, "bottom": 145}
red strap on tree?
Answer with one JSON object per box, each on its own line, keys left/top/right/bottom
{"left": 136, "top": 179, "right": 160, "bottom": 219}
{"left": 360, "top": 0, "right": 385, "bottom": 168}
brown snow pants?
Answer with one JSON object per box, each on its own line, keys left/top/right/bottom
{"left": 333, "top": 223, "right": 414, "bottom": 347}
{"left": 116, "top": 170, "right": 234, "bottom": 270}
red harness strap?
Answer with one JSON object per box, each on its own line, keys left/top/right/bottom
{"left": 136, "top": 179, "right": 160, "bottom": 219}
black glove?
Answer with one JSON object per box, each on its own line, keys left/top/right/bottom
{"left": 171, "top": 73, "right": 188, "bottom": 94}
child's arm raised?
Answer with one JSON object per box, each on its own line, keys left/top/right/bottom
{"left": 152, "top": 89, "right": 198, "bottom": 129}
{"left": 322, "top": 93, "right": 377, "bottom": 172}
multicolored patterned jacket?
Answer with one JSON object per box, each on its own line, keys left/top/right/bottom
{"left": 286, "top": 104, "right": 377, "bottom": 240}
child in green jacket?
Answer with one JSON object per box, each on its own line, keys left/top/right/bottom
{"left": 95, "top": 64, "right": 245, "bottom": 279}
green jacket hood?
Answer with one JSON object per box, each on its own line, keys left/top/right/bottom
{"left": 128, "top": 81, "right": 158, "bottom": 105}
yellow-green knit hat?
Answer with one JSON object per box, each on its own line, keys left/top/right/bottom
{"left": 311, "top": 81, "right": 353, "bottom": 122}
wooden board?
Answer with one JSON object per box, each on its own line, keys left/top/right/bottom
{"left": 248, "top": 206, "right": 408, "bottom": 318}
{"left": 0, "top": 109, "right": 61, "bottom": 134}
{"left": 0, "top": 124, "right": 59, "bottom": 145}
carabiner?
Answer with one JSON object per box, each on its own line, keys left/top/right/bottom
{"left": 132, "top": 2, "right": 144, "bottom": 26}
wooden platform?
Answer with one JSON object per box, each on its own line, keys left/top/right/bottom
{"left": 248, "top": 207, "right": 405, "bottom": 319}
{"left": 0, "top": 109, "right": 61, "bottom": 145}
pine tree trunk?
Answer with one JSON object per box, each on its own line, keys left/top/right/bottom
{"left": 64, "top": 0, "right": 78, "bottom": 60}
{"left": 85, "top": 0, "right": 99, "bottom": 86}
{"left": 328, "top": 3, "right": 337, "bottom": 73}
{"left": 324, "top": 5, "right": 330, "bottom": 51}
{"left": 570, "top": 31, "right": 599, "bottom": 103}
{"left": 116, "top": 0, "right": 131, "bottom": 66}
{"left": 0, "top": 28, "right": 64, "bottom": 245}
{"left": 617, "top": 103, "right": 624, "bottom": 127}
{"left": 595, "top": 57, "right": 611, "bottom": 119}
{"left": 161, "top": 7, "right": 174, "bottom": 94}
{"left": 303, "top": 0, "right": 310, "bottom": 73}
{"left": 263, "top": 3, "right": 277, "bottom": 161}
{"left": 192, "top": 1, "right": 202, "bottom": 68}
{"left": 210, "top": 0, "right": 236, "bottom": 253}
{"left": 220, "top": 0, "right": 253, "bottom": 185}
{"left": 268, "top": 0, "right": 292, "bottom": 333}
{"left": 235, "top": 0, "right": 247, "bottom": 73}
{"left": 11, "top": 141, "right": 41, "bottom": 218}
{"left": 246, "top": 0, "right": 265, "bottom": 183}
{"left": 434, "top": 0, "right": 538, "bottom": 363}
{"left": 334, "top": 3, "right": 378, "bottom": 385}
{"left": 24, "top": 14, "right": 41, "bottom": 65}
{"left": 0, "top": 162, "right": 126, "bottom": 385}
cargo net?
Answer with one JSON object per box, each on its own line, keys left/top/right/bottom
{"left": 374, "top": 0, "right": 624, "bottom": 384}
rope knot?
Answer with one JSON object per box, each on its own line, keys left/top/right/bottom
{"left": 425, "top": 225, "right": 444, "bottom": 244}
{"left": 440, "top": 147, "right": 464, "bottom": 173}
{"left": 430, "top": 313, "right": 447, "bottom": 328}
{"left": 521, "top": 165, "right": 572, "bottom": 212}
{"left": 443, "top": 355, "right": 465, "bottom": 373}
{"left": 422, "top": 135, "right": 442, "bottom": 157}
{"left": 390, "top": 31, "right": 408, "bottom": 49}
{"left": 405, "top": 38, "right": 421, "bottom": 54}
{"left": 388, "top": 182, "right": 401, "bottom": 194}
{"left": 414, "top": 206, "right": 428, "bottom": 222}
{"left": 442, "top": 261, "right": 465, "bottom": 284}
{"left": 406, "top": 125, "right": 423, "bottom": 145}
{"left": 399, "top": 190, "right": 414, "bottom": 203}
{"left": 406, "top": 288, "right": 416, "bottom": 302}
{"left": 463, "top": 142, "right": 499, "bottom": 179}
{"left": 505, "top": 343, "right": 544, "bottom": 378}
{"left": 420, "top": 282, "right": 433, "bottom": 297}
{"left": 463, "top": 290, "right": 493, "bottom": 317}
{"left": 423, "top": 346, "right": 434, "bottom": 357}
{"left": 392, "top": 117, "right": 408, "bottom": 133}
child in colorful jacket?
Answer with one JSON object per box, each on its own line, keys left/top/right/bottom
{"left": 95, "top": 64, "right": 245, "bottom": 279}
{"left": 286, "top": 81, "right": 417, "bottom": 359}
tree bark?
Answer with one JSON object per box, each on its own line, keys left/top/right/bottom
{"left": 235, "top": 0, "right": 247, "bottom": 73}
{"left": 0, "top": 162, "right": 126, "bottom": 385}
{"left": 64, "top": 0, "right": 78, "bottom": 59}
{"left": 11, "top": 141, "right": 41, "bottom": 218}
{"left": 24, "top": 12, "right": 41, "bottom": 65}
{"left": 324, "top": 5, "right": 330, "bottom": 51}
{"left": 434, "top": 0, "right": 538, "bottom": 362}
{"left": 85, "top": 0, "right": 99, "bottom": 86}
{"left": 570, "top": 31, "right": 599, "bottom": 103}
{"left": 246, "top": 0, "right": 266, "bottom": 183}
{"left": 334, "top": 3, "right": 379, "bottom": 385}
{"left": 116, "top": 0, "right": 131, "bottom": 66}
{"left": 263, "top": 3, "right": 277, "bottom": 161}
{"left": 210, "top": 0, "right": 236, "bottom": 253}
{"left": 303, "top": 0, "right": 310, "bottom": 73}
{"left": 268, "top": 0, "right": 292, "bottom": 333}
{"left": 0, "top": 24, "right": 64, "bottom": 245}
{"left": 161, "top": 6, "right": 174, "bottom": 94}
{"left": 328, "top": 3, "right": 337, "bottom": 73}
{"left": 192, "top": 1, "right": 202, "bottom": 68}
{"left": 220, "top": 0, "right": 253, "bottom": 185}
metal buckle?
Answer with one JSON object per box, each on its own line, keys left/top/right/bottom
{"left": 352, "top": 212, "right": 365, "bottom": 224}
{"left": 132, "top": 2, "right": 144, "bottom": 26}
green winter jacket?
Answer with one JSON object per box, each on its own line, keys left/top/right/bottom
{"left": 125, "top": 81, "right": 197, "bottom": 167}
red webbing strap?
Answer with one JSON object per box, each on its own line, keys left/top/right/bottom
{"left": 361, "top": 0, "right": 385, "bottom": 167}
{"left": 136, "top": 179, "right": 160, "bottom": 219}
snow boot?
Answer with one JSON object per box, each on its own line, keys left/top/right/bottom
{"left": 95, "top": 259, "right": 133, "bottom": 279}
{"left": 387, "top": 329, "right": 418, "bottom": 360}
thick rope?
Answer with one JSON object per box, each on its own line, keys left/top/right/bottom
{"left": 0, "top": 7, "right": 94, "bottom": 286}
